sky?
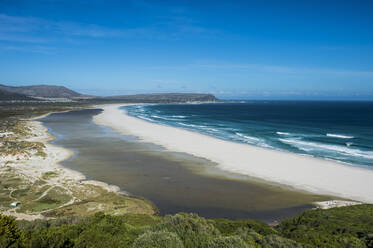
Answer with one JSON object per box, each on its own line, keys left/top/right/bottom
{"left": 0, "top": 0, "right": 372, "bottom": 100}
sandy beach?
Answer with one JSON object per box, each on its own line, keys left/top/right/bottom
{"left": 93, "top": 104, "right": 373, "bottom": 203}
{"left": 0, "top": 112, "right": 155, "bottom": 220}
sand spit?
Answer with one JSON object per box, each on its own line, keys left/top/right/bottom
{"left": 0, "top": 112, "right": 153, "bottom": 220}
{"left": 93, "top": 104, "right": 373, "bottom": 204}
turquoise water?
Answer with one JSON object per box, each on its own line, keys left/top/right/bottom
{"left": 124, "top": 101, "right": 373, "bottom": 168}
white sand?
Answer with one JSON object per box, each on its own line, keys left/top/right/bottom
{"left": 93, "top": 104, "right": 373, "bottom": 203}
{"left": 314, "top": 200, "right": 361, "bottom": 209}
{"left": 1, "top": 113, "right": 122, "bottom": 220}
{"left": 0, "top": 119, "right": 83, "bottom": 183}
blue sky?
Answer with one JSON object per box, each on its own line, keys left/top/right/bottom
{"left": 0, "top": 0, "right": 372, "bottom": 99}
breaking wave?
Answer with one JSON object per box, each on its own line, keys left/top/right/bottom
{"left": 276, "top": 132, "right": 291, "bottom": 136}
{"left": 326, "top": 133, "right": 354, "bottom": 139}
{"left": 279, "top": 138, "right": 373, "bottom": 159}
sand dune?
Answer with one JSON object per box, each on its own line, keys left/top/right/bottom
{"left": 94, "top": 104, "right": 373, "bottom": 203}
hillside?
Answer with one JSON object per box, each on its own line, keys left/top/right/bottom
{"left": 0, "top": 89, "right": 36, "bottom": 101}
{"left": 0, "top": 84, "right": 219, "bottom": 103}
{"left": 0, "top": 84, "right": 84, "bottom": 99}
{"left": 102, "top": 93, "right": 219, "bottom": 103}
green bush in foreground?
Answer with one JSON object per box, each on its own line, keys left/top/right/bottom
{"left": 259, "top": 234, "right": 304, "bottom": 248}
{"left": 279, "top": 204, "right": 373, "bottom": 248}
{"left": 0, "top": 215, "right": 24, "bottom": 248}
{"left": 152, "top": 213, "right": 220, "bottom": 248}
{"left": 205, "top": 236, "right": 251, "bottom": 248}
{"left": 235, "top": 227, "right": 262, "bottom": 247}
{"left": 1, "top": 204, "right": 373, "bottom": 248}
{"left": 132, "top": 231, "right": 184, "bottom": 248}
{"left": 212, "top": 218, "right": 276, "bottom": 236}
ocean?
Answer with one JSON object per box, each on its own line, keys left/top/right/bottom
{"left": 123, "top": 101, "right": 373, "bottom": 168}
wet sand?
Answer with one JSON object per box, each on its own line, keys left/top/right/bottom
{"left": 40, "top": 108, "right": 329, "bottom": 222}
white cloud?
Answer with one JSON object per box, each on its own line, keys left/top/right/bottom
{"left": 0, "top": 10, "right": 219, "bottom": 45}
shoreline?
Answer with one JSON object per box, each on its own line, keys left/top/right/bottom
{"left": 93, "top": 104, "right": 373, "bottom": 204}
{"left": 33, "top": 112, "right": 123, "bottom": 194}
{"left": 42, "top": 107, "right": 333, "bottom": 221}
{"left": 1, "top": 111, "right": 155, "bottom": 220}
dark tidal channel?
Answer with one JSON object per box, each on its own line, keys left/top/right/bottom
{"left": 40, "top": 108, "right": 328, "bottom": 222}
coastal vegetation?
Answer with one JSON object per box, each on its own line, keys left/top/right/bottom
{"left": 1, "top": 204, "right": 373, "bottom": 247}
{"left": 0, "top": 84, "right": 85, "bottom": 100}
{"left": 0, "top": 103, "right": 155, "bottom": 219}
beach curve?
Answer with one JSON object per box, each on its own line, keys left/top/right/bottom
{"left": 93, "top": 104, "right": 373, "bottom": 203}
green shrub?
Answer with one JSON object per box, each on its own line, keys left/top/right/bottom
{"left": 120, "top": 214, "right": 161, "bottom": 227}
{"left": 132, "top": 231, "right": 184, "bottom": 248}
{"left": 259, "top": 234, "right": 303, "bottom": 248}
{"left": 279, "top": 204, "right": 373, "bottom": 247}
{"left": 18, "top": 215, "right": 87, "bottom": 231}
{"left": 212, "top": 218, "right": 276, "bottom": 236}
{"left": 25, "top": 213, "right": 142, "bottom": 248}
{"left": 27, "top": 225, "right": 78, "bottom": 248}
{"left": 338, "top": 236, "right": 367, "bottom": 248}
{"left": 0, "top": 214, "right": 24, "bottom": 248}
{"left": 365, "top": 233, "right": 373, "bottom": 247}
{"left": 205, "top": 236, "right": 251, "bottom": 248}
{"left": 4, "top": 205, "right": 373, "bottom": 248}
{"left": 74, "top": 213, "right": 140, "bottom": 248}
{"left": 235, "top": 227, "right": 262, "bottom": 247}
{"left": 153, "top": 213, "right": 220, "bottom": 248}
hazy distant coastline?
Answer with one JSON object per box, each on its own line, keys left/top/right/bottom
{"left": 0, "top": 83, "right": 220, "bottom": 103}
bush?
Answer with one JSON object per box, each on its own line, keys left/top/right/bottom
{"left": 27, "top": 225, "right": 78, "bottom": 248}
{"left": 25, "top": 213, "right": 142, "bottom": 248}
{"left": 205, "top": 236, "right": 251, "bottom": 248}
{"left": 4, "top": 205, "right": 373, "bottom": 248}
{"left": 212, "top": 218, "right": 276, "bottom": 236}
{"left": 132, "top": 231, "right": 184, "bottom": 248}
{"left": 338, "top": 236, "right": 367, "bottom": 248}
{"left": 74, "top": 213, "right": 140, "bottom": 248}
{"left": 18, "top": 215, "right": 87, "bottom": 231}
{"left": 235, "top": 227, "right": 262, "bottom": 247}
{"left": 0, "top": 214, "right": 24, "bottom": 248}
{"left": 259, "top": 234, "right": 303, "bottom": 248}
{"left": 153, "top": 213, "right": 220, "bottom": 248}
{"left": 279, "top": 204, "right": 373, "bottom": 248}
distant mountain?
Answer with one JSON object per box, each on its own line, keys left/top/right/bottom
{"left": 0, "top": 84, "right": 87, "bottom": 99}
{"left": 0, "top": 89, "right": 36, "bottom": 101}
{"left": 101, "top": 93, "right": 219, "bottom": 103}
{"left": 0, "top": 84, "right": 219, "bottom": 103}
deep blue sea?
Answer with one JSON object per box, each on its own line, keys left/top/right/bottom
{"left": 123, "top": 101, "right": 373, "bottom": 168}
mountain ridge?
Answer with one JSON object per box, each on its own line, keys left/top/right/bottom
{"left": 101, "top": 92, "right": 219, "bottom": 103}
{"left": 0, "top": 88, "right": 36, "bottom": 101}
{"left": 0, "top": 84, "right": 85, "bottom": 99}
{"left": 0, "top": 84, "right": 219, "bottom": 103}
